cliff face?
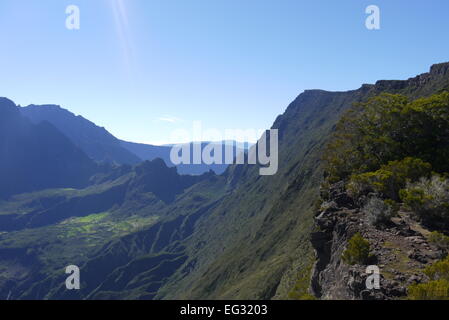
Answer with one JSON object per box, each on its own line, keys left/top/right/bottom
{"left": 307, "top": 62, "right": 449, "bottom": 300}
{"left": 370, "top": 62, "right": 449, "bottom": 97}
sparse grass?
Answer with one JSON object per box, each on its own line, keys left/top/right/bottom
{"left": 288, "top": 255, "right": 316, "bottom": 300}
{"left": 382, "top": 240, "right": 417, "bottom": 280}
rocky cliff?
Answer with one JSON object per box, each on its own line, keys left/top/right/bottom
{"left": 310, "top": 163, "right": 446, "bottom": 300}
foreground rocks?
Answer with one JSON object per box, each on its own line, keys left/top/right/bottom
{"left": 310, "top": 183, "right": 444, "bottom": 300}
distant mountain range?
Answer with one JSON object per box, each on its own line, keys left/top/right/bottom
{"left": 0, "top": 100, "right": 247, "bottom": 198}
{"left": 120, "top": 140, "right": 246, "bottom": 175}
{"left": 21, "top": 104, "right": 246, "bottom": 175}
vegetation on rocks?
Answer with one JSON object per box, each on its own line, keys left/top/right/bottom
{"left": 363, "top": 197, "right": 397, "bottom": 227}
{"left": 348, "top": 158, "right": 432, "bottom": 201}
{"left": 428, "top": 231, "right": 449, "bottom": 256}
{"left": 400, "top": 175, "right": 449, "bottom": 229}
{"left": 408, "top": 256, "right": 449, "bottom": 300}
{"left": 325, "top": 92, "right": 449, "bottom": 185}
{"left": 320, "top": 86, "right": 449, "bottom": 300}
{"left": 324, "top": 91, "right": 449, "bottom": 231}
{"left": 342, "top": 233, "right": 371, "bottom": 265}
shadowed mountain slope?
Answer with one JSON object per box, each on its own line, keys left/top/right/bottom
{"left": 0, "top": 98, "right": 98, "bottom": 199}
{"left": 21, "top": 105, "right": 142, "bottom": 165}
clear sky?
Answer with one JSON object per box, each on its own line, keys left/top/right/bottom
{"left": 1, "top": 0, "right": 448, "bottom": 145}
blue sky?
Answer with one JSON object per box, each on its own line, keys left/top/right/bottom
{"left": 0, "top": 0, "right": 448, "bottom": 145}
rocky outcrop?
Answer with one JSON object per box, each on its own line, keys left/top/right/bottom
{"left": 310, "top": 183, "right": 445, "bottom": 300}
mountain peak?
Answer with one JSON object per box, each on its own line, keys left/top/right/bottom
{"left": 0, "top": 97, "right": 16, "bottom": 107}
{"left": 0, "top": 97, "right": 17, "bottom": 114}
{"left": 0, "top": 97, "right": 19, "bottom": 118}
{"left": 430, "top": 61, "right": 449, "bottom": 76}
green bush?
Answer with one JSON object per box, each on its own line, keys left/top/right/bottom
{"left": 347, "top": 157, "right": 432, "bottom": 201}
{"left": 429, "top": 231, "right": 449, "bottom": 256}
{"left": 400, "top": 175, "right": 449, "bottom": 229}
{"left": 408, "top": 280, "right": 449, "bottom": 300}
{"left": 423, "top": 255, "right": 449, "bottom": 281}
{"left": 408, "top": 256, "right": 449, "bottom": 300}
{"left": 324, "top": 92, "right": 449, "bottom": 183}
{"left": 342, "top": 233, "right": 371, "bottom": 265}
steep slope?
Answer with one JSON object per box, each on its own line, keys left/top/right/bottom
{"left": 21, "top": 105, "right": 141, "bottom": 165}
{"left": 158, "top": 62, "right": 449, "bottom": 300}
{"left": 0, "top": 98, "right": 98, "bottom": 199}
{"left": 159, "top": 89, "right": 372, "bottom": 299}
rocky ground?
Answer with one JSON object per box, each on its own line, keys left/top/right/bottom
{"left": 310, "top": 182, "right": 445, "bottom": 300}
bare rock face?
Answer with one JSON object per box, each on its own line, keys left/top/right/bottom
{"left": 310, "top": 183, "right": 443, "bottom": 300}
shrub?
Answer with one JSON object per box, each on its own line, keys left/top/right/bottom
{"left": 363, "top": 197, "right": 397, "bottom": 227}
{"left": 408, "top": 280, "right": 449, "bottom": 300}
{"left": 423, "top": 255, "right": 449, "bottom": 281}
{"left": 342, "top": 233, "right": 371, "bottom": 265}
{"left": 400, "top": 175, "right": 449, "bottom": 229}
{"left": 408, "top": 256, "right": 449, "bottom": 300}
{"left": 324, "top": 92, "right": 449, "bottom": 183}
{"left": 348, "top": 157, "right": 432, "bottom": 201}
{"left": 324, "top": 93, "right": 410, "bottom": 182}
{"left": 429, "top": 231, "right": 449, "bottom": 256}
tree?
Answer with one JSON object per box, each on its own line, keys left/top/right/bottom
{"left": 324, "top": 92, "right": 449, "bottom": 183}
{"left": 348, "top": 157, "right": 432, "bottom": 201}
